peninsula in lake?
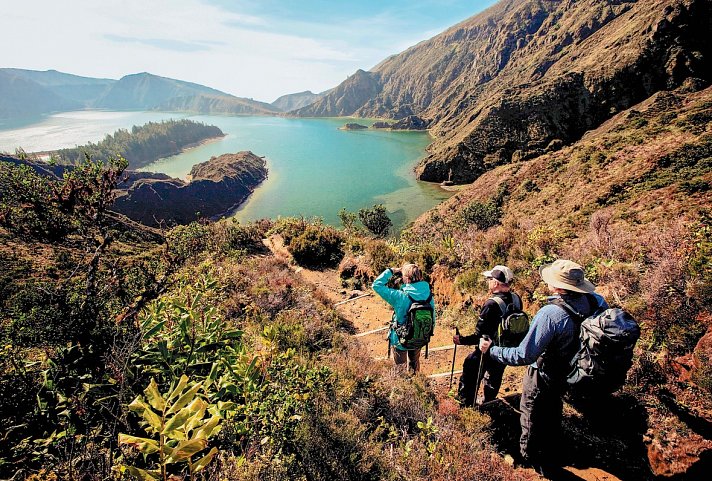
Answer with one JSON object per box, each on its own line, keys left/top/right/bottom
{"left": 51, "top": 119, "right": 225, "bottom": 169}
{"left": 112, "top": 151, "right": 268, "bottom": 226}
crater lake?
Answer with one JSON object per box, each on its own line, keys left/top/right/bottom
{"left": 0, "top": 111, "right": 454, "bottom": 231}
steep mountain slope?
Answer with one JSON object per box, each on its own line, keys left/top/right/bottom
{"left": 411, "top": 81, "right": 711, "bottom": 245}
{"left": 271, "top": 90, "right": 321, "bottom": 111}
{"left": 295, "top": 0, "right": 712, "bottom": 183}
{"left": 0, "top": 70, "right": 81, "bottom": 118}
{"left": 93, "top": 72, "right": 279, "bottom": 114}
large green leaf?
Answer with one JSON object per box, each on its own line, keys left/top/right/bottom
{"left": 194, "top": 415, "right": 221, "bottom": 440}
{"left": 144, "top": 379, "right": 166, "bottom": 411}
{"left": 123, "top": 466, "right": 160, "bottom": 481}
{"left": 142, "top": 320, "right": 166, "bottom": 339}
{"left": 128, "top": 398, "right": 162, "bottom": 433}
{"left": 165, "top": 438, "right": 207, "bottom": 464}
{"left": 192, "top": 447, "right": 218, "bottom": 473}
{"left": 117, "top": 433, "right": 159, "bottom": 454}
{"left": 167, "top": 382, "right": 202, "bottom": 415}
{"left": 163, "top": 398, "right": 206, "bottom": 434}
{"left": 167, "top": 375, "right": 189, "bottom": 402}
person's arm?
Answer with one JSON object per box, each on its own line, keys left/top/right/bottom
{"left": 372, "top": 268, "right": 400, "bottom": 307}
{"left": 486, "top": 306, "right": 559, "bottom": 366}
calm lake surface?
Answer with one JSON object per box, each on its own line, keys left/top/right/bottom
{"left": 0, "top": 111, "right": 453, "bottom": 230}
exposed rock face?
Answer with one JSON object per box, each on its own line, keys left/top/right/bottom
{"left": 390, "top": 115, "right": 428, "bottom": 130}
{"left": 112, "top": 152, "right": 267, "bottom": 226}
{"left": 295, "top": 0, "right": 712, "bottom": 183}
{"left": 292, "top": 69, "right": 381, "bottom": 117}
{"left": 271, "top": 90, "right": 321, "bottom": 112}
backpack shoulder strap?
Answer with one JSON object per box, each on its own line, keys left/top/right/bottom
{"left": 511, "top": 293, "right": 522, "bottom": 311}
{"left": 550, "top": 297, "right": 586, "bottom": 322}
{"left": 490, "top": 296, "right": 508, "bottom": 316}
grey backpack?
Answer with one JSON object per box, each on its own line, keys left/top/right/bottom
{"left": 554, "top": 297, "right": 640, "bottom": 393}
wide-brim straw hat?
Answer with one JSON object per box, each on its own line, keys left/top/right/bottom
{"left": 539, "top": 259, "right": 596, "bottom": 293}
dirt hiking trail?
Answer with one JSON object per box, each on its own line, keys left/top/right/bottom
{"left": 264, "top": 235, "right": 623, "bottom": 481}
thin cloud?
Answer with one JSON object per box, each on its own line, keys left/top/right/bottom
{"left": 104, "top": 35, "right": 213, "bottom": 52}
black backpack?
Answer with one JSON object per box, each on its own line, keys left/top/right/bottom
{"left": 395, "top": 294, "right": 435, "bottom": 354}
{"left": 553, "top": 296, "right": 640, "bottom": 394}
{"left": 490, "top": 294, "right": 530, "bottom": 348}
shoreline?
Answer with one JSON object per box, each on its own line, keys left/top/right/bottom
{"left": 28, "top": 133, "right": 226, "bottom": 166}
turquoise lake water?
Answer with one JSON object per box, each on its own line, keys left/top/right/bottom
{"left": 0, "top": 111, "right": 453, "bottom": 231}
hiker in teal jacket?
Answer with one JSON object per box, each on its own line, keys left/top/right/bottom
{"left": 372, "top": 263, "right": 435, "bottom": 373}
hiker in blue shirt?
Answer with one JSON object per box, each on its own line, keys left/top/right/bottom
{"left": 372, "top": 263, "right": 435, "bottom": 373}
{"left": 479, "top": 259, "right": 608, "bottom": 474}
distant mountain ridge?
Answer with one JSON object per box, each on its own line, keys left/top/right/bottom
{"left": 0, "top": 69, "right": 280, "bottom": 118}
{"left": 294, "top": 0, "right": 712, "bottom": 183}
{"left": 271, "top": 90, "right": 322, "bottom": 111}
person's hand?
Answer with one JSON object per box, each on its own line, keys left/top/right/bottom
{"left": 479, "top": 336, "right": 492, "bottom": 353}
{"left": 453, "top": 334, "right": 461, "bottom": 345}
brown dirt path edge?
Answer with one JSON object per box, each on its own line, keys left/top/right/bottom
{"left": 262, "top": 235, "right": 622, "bottom": 481}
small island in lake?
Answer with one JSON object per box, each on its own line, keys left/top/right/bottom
{"left": 340, "top": 122, "right": 368, "bottom": 130}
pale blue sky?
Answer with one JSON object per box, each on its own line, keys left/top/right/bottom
{"left": 2, "top": 0, "right": 497, "bottom": 102}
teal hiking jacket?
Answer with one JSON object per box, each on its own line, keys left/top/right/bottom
{"left": 372, "top": 268, "right": 436, "bottom": 351}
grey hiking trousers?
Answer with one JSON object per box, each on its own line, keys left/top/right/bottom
{"left": 520, "top": 365, "right": 565, "bottom": 464}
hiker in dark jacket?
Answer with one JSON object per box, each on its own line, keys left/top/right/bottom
{"left": 479, "top": 260, "right": 608, "bottom": 473}
{"left": 453, "top": 265, "right": 521, "bottom": 406}
{"left": 372, "top": 263, "right": 435, "bottom": 373}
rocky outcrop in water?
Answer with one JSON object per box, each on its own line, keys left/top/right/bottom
{"left": 112, "top": 152, "right": 267, "bottom": 226}
{"left": 340, "top": 123, "right": 368, "bottom": 130}
{"left": 295, "top": 0, "right": 712, "bottom": 183}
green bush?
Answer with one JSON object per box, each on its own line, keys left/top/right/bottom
{"left": 460, "top": 201, "right": 502, "bottom": 230}
{"left": 288, "top": 225, "right": 344, "bottom": 269}
{"left": 358, "top": 204, "right": 392, "bottom": 237}
{"left": 365, "top": 240, "right": 399, "bottom": 275}
{"left": 166, "top": 222, "right": 211, "bottom": 262}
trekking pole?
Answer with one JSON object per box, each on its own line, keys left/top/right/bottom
{"left": 474, "top": 334, "right": 490, "bottom": 409}
{"left": 449, "top": 327, "right": 460, "bottom": 388}
{"left": 386, "top": 329, "right": 391, "bottom": 359}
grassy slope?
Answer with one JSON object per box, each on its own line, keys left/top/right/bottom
{"left": 406, "top": 83, "right": 712, "bottom": 477}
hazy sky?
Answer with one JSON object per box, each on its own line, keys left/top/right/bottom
{"left": 3, "top": 0, "right": 497, "bottom": 103}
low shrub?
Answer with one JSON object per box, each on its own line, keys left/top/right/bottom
{"left": 288, "top": 224, "right": 344, "bottom": 269}
{"left": 460, "top": 201, "right": 502, "bottom": 231}
{"left": 166, "top": 222, "right": 211, "bottom": 262}
{"left": 364, "top": 240, "right": 400, "bottom": 275}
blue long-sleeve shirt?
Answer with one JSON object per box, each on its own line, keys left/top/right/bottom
{"left": 372, "top": 268, "right": 436, "bottom": 351}
{"left": 489, "top": 293, "right": 608, "bottom": 379}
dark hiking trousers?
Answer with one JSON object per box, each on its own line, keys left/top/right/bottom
{"left": 393, "top": 346, "right": 421, "bottom": 373}
{"left": 519, "top": 365, "right": 565, "bottom": 464}
{"left": 458, "top": 347, "right": 506, "bottom": 406}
